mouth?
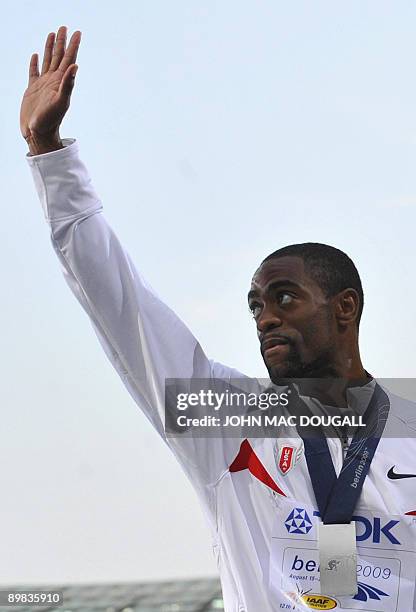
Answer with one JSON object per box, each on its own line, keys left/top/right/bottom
{"left": 263, "top": 343, "right": 290, "bottom": 364}
{"left": 260, "top": 336, "right": 292, "bottom": 366}
{"left": 261, "top": 335, "right": 290, "bottom": 354}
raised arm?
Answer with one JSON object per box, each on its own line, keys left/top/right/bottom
{"left": 20, "top": 27, "right": 253, "bottom": 489}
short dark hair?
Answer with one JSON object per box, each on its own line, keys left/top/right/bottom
{"left": 261, "top": 242, "right": 364, "bottom": 326}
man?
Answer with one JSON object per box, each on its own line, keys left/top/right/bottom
{"left": 21, "top": 26, "right": 416, "bottom": 611}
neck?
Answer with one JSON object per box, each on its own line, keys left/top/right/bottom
{"left": 313, "top": 345, "right": 370, "bottom": 407}
{"left": 331, "top": 342, "right": 368, "bottom": 382}
{"left": 277, "top": 345, "right": 371, "bottom": 408}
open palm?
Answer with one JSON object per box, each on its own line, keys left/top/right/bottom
{"left": 20, "top": 26, "right": 81, "bottom": 140}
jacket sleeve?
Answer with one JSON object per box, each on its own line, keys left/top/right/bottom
{"left": 26, "top": 138, "right": 252, "bottom": 489}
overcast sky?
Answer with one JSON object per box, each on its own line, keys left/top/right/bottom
{"left": 2, "top": 0, "right": 416, "bottom": 586}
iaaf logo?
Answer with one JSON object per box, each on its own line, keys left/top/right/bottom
{"left": 277, "top": 444, "right": 303, "bottom": 475}
{"left": 284, "top": 508, "right": 401, "bottom": 545}
{"left": 286, "top": 585, "right": 338, "bottom": 609}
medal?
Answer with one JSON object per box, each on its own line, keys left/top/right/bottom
{"left": 299, "top": 384, "right": 389, "bottom": 596}
{"left": 318, "top": 522, "right": 357, "bottom": 596}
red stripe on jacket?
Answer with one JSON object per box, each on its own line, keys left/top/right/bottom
{"left": 230, "top": 439, "right": 286, "bottom": 497}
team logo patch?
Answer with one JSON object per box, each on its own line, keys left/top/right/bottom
{"left": 285, "top": 507, "right": 313, "bottom": 534}
{"left": 276, "top": 443, "right": 303, "bottom": 475}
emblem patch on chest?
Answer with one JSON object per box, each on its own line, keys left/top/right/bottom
{"left": 276, "top": 444, "right": 303, "bottom": 475}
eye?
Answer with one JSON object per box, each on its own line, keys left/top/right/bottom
{"left": 248, "top": 303, "right": 262, "bottom": 319}
{"left": 277, "top": 292, "right": 293, "bottom": 306}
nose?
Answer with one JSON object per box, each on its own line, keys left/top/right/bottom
{"left": 256, "top": 304, "right": 282, "bottom": 336}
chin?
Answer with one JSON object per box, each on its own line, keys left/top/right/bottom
{"left": 267, "top": 354, "right": 338, "bottom": 382}
{"left": 267, "top": 363, "right": 298, "bottom": 382}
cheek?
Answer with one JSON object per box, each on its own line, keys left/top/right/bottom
{"left": 296, "top": 310, "right": 334, "bottom": 351}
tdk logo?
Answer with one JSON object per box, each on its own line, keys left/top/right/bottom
{"left": 312, "top": 511, "right": 401, "bottom": 545}
{"left": 284, "top": 508, "right": 401, "bottom": 545}
{"left": 285, "top": 508, "right": 313, "bottom": 535}
{"left": 355, "top": 517, "right": 400, "bottom": 545}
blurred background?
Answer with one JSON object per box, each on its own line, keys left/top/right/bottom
{"left": 1, "top": 0, "right": 416, "bottom": 606}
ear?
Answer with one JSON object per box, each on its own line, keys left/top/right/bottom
{"left": 334, "top": 289, "right": 360, "bottom": 328}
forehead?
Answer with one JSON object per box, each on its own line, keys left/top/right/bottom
{"left": 250, "top": 256, "right": 318, "bottom": 294}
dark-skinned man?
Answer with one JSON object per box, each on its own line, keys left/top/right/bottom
{"left": 21, "top": 26, "right": 416, "bottom": 612}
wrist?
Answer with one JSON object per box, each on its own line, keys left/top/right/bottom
{"left": 25, "top": 130, "right": 64, "bottom": 155}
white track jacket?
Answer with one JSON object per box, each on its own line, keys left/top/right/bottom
{"left": 27, "top": 139, "right": 416, "bottom": 612}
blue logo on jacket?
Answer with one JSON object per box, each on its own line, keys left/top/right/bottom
{"left": 285, "top": 508, "right": 313, "bottom": 534}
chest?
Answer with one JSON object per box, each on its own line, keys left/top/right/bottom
{"left": 222, "top": 436, "right": 416, "bottom": 518}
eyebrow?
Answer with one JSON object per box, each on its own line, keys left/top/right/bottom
{"left": 247, "top": 280, "right": 302, "bottom": 301}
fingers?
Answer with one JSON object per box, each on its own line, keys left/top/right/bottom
{"left": 49, "top": 25, "right": 67, "bottom": 72}
{"left": 28, "top": 53, "right": 39, "bottom": 85}
{"left": 59, "top": 30, "right": 82, "bottom": 74}
{"left": 57, "top": 64, "right": 78, "bottom": 104}
{"left": 41, "top": 32, "right": 55, "bottom": 74}
{"left": 43, "top": 27, "right": 81, "bottom": 76}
